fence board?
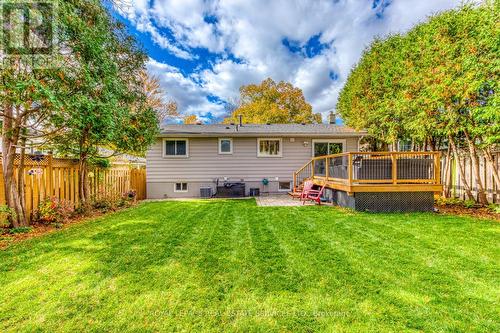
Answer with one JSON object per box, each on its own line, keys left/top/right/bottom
{"left": 0, "top": 154, "right": 146, "bottom": 222}
{"left": 441, "top": 151, "right": 499, "bottom": 203}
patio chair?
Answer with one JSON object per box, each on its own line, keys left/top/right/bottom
{"left": 289, "top": 180, "right": 314, "bottom": 199}
{"left": 301, "top": 184, "right": 326, "bottom": 205}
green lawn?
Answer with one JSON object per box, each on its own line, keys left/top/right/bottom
{"left": 1, "top": 200, "right": 499, "bottom": 332}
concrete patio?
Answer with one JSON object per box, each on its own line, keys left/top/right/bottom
{"left": 255, "top": 194, "right": 323, "bottom": 207}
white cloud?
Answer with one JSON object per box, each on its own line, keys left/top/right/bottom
{"left": 119, "top": 0, "right": 463, "bottom": 121}
{"left": 146, "top": 59, "right": 225, "bottom": 122}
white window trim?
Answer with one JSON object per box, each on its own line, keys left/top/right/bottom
{"left": 163, "top": 138, "right": 189, "bottom": 158}
{"left": 311, "top": 139, "right": 347, "bottom": 157}
{"left": 218, "top": 138, "right": 233, "bottom": 155}
{"left": 278, "top": 181, "right": 292, "bottom": 192}
{"left": 257, "top": 138, "right": 283, "bottom": 158}
{"left": 174, "top": 182, "right": 188, "bottom": 193}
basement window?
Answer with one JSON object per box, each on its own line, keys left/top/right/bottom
{"left": 278, "top": 181, "right": 291, "bottom": 192}
{"left": 174, "top": 182, "right": 188, "bottom": 192}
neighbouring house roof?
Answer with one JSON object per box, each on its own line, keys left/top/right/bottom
{"left": 159, "top": 124, "right": 366, "bottom": 137}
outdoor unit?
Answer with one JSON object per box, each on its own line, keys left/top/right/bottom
{"left": 200, "top": 187, "right": 212, "bottom": 198}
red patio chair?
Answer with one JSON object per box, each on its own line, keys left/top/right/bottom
{"left": 297, "top": 180, "right": 314, "bottom": 200}
{"left": 302, "top": 184, "right": 326, "bottom": 205}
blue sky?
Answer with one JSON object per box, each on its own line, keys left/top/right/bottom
{"left": 112, "top": 0, "right": 462, "bottom": 123}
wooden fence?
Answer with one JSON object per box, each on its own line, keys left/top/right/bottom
{"left": 441, "top": 151, "right": 499, "bottom": 203}
{"left": 0, "top": 154, "right": 146, "bottom": 221}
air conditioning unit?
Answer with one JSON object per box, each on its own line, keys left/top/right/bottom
{"left": 200, "top": 187, "right": 212, "bottom": 198}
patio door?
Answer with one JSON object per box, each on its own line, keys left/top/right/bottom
{"left": 313, "top": 140, "right": 345, "bottom": 157}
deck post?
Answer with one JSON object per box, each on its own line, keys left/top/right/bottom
{"left": 348, "top": 153, "right": 353, "bottom": 186}
{"left": 391, "top": 153, "right": 397, "bottom": 184}
{"left": 325, "top": 157, "right": 329, "bottom": 179}
{"left": 435, "top": 152, "right": 441, "bottom": 185}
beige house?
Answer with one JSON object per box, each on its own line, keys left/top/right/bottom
{"left": 146, "top": 124, "right": 365, "bottom": 198}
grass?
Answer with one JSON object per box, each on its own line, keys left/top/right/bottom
{"left": 0, "top": 199, "right": 499, "bottom": 332}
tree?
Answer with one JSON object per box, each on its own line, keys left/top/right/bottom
{"left": 183, "top": 115, "right": 200, "bottom": 124}
{"left": 139, "top": 71, "right": 178, "bottom": 123}
{"left": 337, "top": 1, "right": 499, "bottom": 204}
{"left": 0, "top": 1, "right": 76, "bottom": 227}
{"left": 224, "top": 78, "right": 322, "bottom": 124}
{"left": 49, "top": 0, "right": 158, "bottom": 206}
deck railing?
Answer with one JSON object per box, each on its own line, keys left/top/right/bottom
{"left": 293, "top": 152, "right": 441, "bottom": 189}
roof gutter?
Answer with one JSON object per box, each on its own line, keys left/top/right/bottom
{"left": 157, "top": 132, "right": 367, "bottom": 138}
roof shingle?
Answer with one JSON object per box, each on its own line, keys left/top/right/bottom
{"left": 159, "top": 124, "right": 365, "bottom": 137}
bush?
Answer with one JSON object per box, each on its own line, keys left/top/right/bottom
{"left": 92, "top": 196, "right": 120, "bottom": 212}
{"left": 0, "top": 205, "right": 14, "bottom": 228}
{"left": 117, "top": 190, "right": 137, "bottom": 208}
{"left": 9, "top": 226, "right": 33, "bottom": 234}
{"left": 36, "top": 197, "right": 74, "bottom": 224}
{"left": 124, "top": 189, "right": 137, "bottom": 200}
{"left": 462, "top": 200, "right": 477, "bottom": 209}
{"left": 435, "top": 197, "right": 463, "bottom": 206}
{"left": 488, "top": 204, "right": 500, "bottom": 214}
{"left": 435, "top": 197, "right": 481, "bottom": 209}
{"left": 74, "top": 204, "right": 91, "bottom": 216}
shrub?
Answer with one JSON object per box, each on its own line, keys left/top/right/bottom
{"left": 462, "top": 200, "right": 477, "bottom": 209}
{"left": 488, "top": 204, "right": 500, "bottom": 214}
{"left": 36, "top": 197, "right": 74, "bottom": 224}
{"left": 124, "top": 189, "right": 137, "bottom": 200}
{"left": 117, "top": 190, "right": 137, "bottom": 208}
{"left": 9, "top": 226, "right": 33, "bottom": 234}
{"left": 435, "top": 197, "right": 464, "bottom": 206}
{"left": 92, "top": 196, "right": 119, "bottom": 212}
{"left": 0, "top": 205, "right": 14, "bottom": 228}
{"left": 74, "top": 204, "right": 91, "bottom": 216}
{"left": 435, "top": 197, "right": 484, "bottom": 208}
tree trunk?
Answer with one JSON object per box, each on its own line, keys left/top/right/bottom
{"left": 483, "top": 147, "right": 500, "bottom": 192}
{"left": 428, "top": 137, "right": 436, "bottom": 151}
{"left": 464, "top": 131, "right": 488, "bottom": 205}
{"left": 446, "top": 157, "right": 453, "bottom": 198}
{"left": 17, "top": 136, "right": 27, "bottom": 221}
{"left": 449, "top": 136, "right": 474, "bottom": 201}
{"left": 1, "top": 105, "right": 27, "bottom": 227}
{"left": 78, "top": 153, "right": 90, "bottom": 205}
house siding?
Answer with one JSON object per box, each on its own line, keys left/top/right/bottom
{"left": 146, "top": 136, "right": 359, "bottom": 198}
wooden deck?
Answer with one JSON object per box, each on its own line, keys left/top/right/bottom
{"left": 293, "top": 152, "right": 443, "bottom": 195}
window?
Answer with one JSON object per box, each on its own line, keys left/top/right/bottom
{"left": 257, "top": 138, "right": 282, "bottom": 157}
{"left": 278, "top": 181, "right": 291, "bottom": 192}
{"left": 163, "top": 139, "right": 188, "bottom": 157}
{"left": 218, "top": 138, "right": 233, "bottom": 154}
{"left": 398, "top": 140, "right": 412, "bottom": 152}
{"left": 312, "top": 139, "right": 346, "bottom": 157}
{"left": 174, "top": 182, "right": 188, "bottom": 192}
